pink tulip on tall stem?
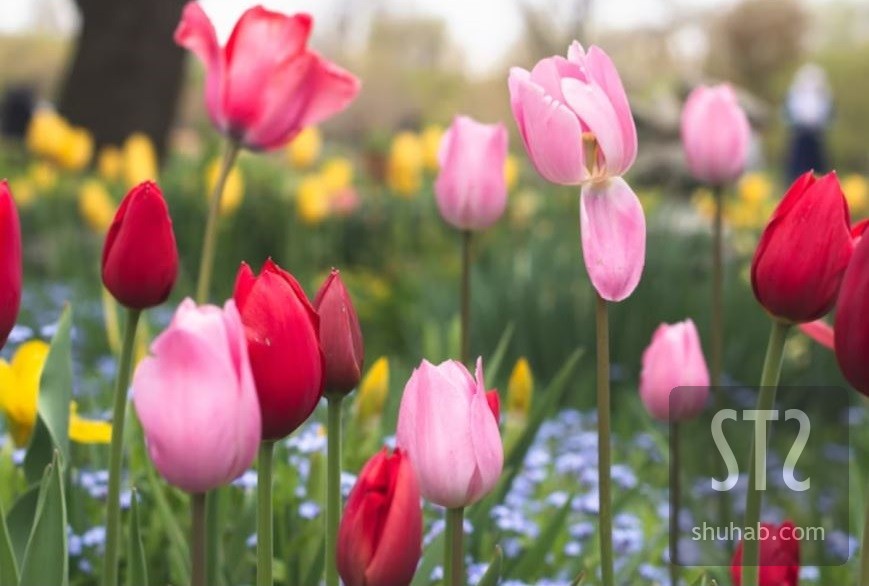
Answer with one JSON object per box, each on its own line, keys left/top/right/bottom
{"left": 509, "top": 42, "right": 644, "bottom": 586}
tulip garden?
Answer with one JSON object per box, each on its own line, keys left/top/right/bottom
{"left": 1, "top": 3, "right": 869, "bottom": 586}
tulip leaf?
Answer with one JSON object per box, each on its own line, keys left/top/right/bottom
{"left": 19, "top": 452, "right": 68, "bottom": 586}
{"left": 475, "top": 545, "right": 502, "bottom": 586}
{"left": 23, "top": 306, "right": 73, "bottom": 484}
{"left": 126, "top": 488, "right": 148, "bottom": 586}
{"left": 506, "top": 494, "right": 574, "bottom": 581}
{"left": 5, "top": 485, "right": 39, "bottom": 567}
{"left": 0, "top": 499, "right": 18, "bottom": 586}
{"left": 484, "top": 324, "right": 515, "bottom": 385}
{"left": 569, "top": 571, "right": 586, "bottom": 585}
{"left": 410, "top": 530, "right": 443, "bottom": 586}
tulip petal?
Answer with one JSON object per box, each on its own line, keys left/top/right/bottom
{"left": 799, "top": 320, "right": 834, "bottom": 350}
{"left": 466, "top": 389, "right": 504, "bottom": 505}
{"left": 174, "top": 2, "right": 224, "bottom": 130}
{"left": 561, "top": 78, "right": 624, "bottom": 176}
{"left": 579, "top": 178, "right": 646, "bottom": 302}
{"left": 585, "top": 46, "right": 637, "bottom": 173}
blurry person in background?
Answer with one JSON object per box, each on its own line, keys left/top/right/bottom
{"left": 0, "top": 86, "right": 35, "bottom": 141}
{"left": 784, "top": 63, "right": 833, "bottom": 182}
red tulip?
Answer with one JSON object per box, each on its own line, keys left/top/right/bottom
{"left": 314, "top": 269, "right": 363, "bottom": 396}
{"left": 751, "top": 172, "right": 853, "bottom": 323}
{"left": 731, "top": 521, "right": 800, "bottom": 586}
{"left": 175, "top": 2, "right": 360, "bottom": 151}
{"left": 0, "top": 181, "right": 21, "bottom": 349}
{"left": 337, "top": 448, "right": 421, "bottom": 586}
{"left": 835, "top": 231, "right": 869, "bottom": 395}
{"left": 101, "top": 181, "right": 178, "bottom": 310}
{"left": 233, "top": 259, "right": 323, "bottom": 440}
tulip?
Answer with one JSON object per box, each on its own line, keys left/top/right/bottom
{"left": 98, "top": 146, "right": 123, "bottom": 182}
{"left": 681, "top": 84, "right": 751, "bottom": 185}
{"left": 387, "top": 132, "right": 424, "bottom": 197}
{"left": 122, "top": 133, "right": 158, "bottom": 188}
{"left": 78, "top": 179, "right": 117, "bottom": 233}
{"left": 835, "top": 232, "right": 869, "bottom": 395}
{"left": 731, "top": 522, "right": 800, "bottom": 586}
{"left": 132, "top": 298, "right": 261, "bottom": 493}
{"left": 0, "top": 181, "right": 21, "bottom": 350}
{"left": 506, "top": 357, "right": 533, "bottom": 416}
{"left": 286, "top": 126, "right": 322, "bottom": 169}
{"left": 101, "top": 181, "right": 178, "bottom": 310}
{"left": 397, "top": 358, "right": 502, "bottom": 508}
{"left": 354, "top": 357, "right": 390, "bottom": 425}
{"left": 315, "top": 269, "right": 364, "bottom": 395}
{"left": 204, "top": 157, "right": 244, "bottom": 216}
{"left": 799, "top": 319, "right": 834, "bottom": 350}
{"left": 234, "top": 259, "right": 323, "bottom": 440}
{"left": 175, "top": 2, "right": 360, "bottom": 151}
{"left": 337, "top": 448, "right": 422, "bottom": 586}
{"left": 751, "top": 172, "right": 853, "bottom": 323}
{"left": 421, "top": 125, "right": 444, "bottom": 172}
{"left": 434, "top": 116, "right": 509, "bottom": 231}
{"left": 639, "top": 319, "right": 710, "bottom": 422}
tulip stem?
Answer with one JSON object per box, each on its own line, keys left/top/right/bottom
{"left": 595, "top": 293, "right": 614, "bottom": 586}
{"left": 101, "top": 307, "right": 141, "bottom": 586}
{"left": 669, "top": 421, "right": 681, "bottom": 586}
{"left": 859, "top": 482, "right": 869, "bottom": 586}
{"left": 192, "top": 492, "right": 207, "bottom": 586}
{"left": 444, "top": 507, "right": 465, "bottom": 586}
{"left": 711, "top": 184, "right": 724, "bottom": 389}
{"left": 257, "top": 441, "right": 275, "bottom": 586}
{"left": 460, "top": 230, "right": 472, "bottom": 364}
{"left": 326, "top": 395, "right": 344, "bottom": 586}
{"left": 196, "top": 140, "right": 240, "bottom": 303}
{"left": 742, "top": 319, "right": 790, "bottom": 586}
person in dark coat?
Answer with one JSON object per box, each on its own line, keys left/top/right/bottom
{"left": 784, "top": 64, "right": 833, "bottom": 182}
{"left": 0, "top": 86, "right": 35, "bottom": 140}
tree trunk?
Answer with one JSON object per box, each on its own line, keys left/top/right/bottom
{"left": 58, "top": 0, "right": 187, "bottom": 161}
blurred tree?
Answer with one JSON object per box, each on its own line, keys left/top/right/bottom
{"left": 58, "top": 0, "right": 186, "bottom": 160}
{"left": 519, "top": 0, "right": 594, "bottom": 58}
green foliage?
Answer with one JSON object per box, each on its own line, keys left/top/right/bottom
{"left": 19, "top": 452, "right": 67, "bottom": 586}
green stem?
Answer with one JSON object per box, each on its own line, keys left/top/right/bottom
{"left": 860, "top": 485, "right": 869, "bottom": 586}
{"left": 460, "top": 230, "right": 472, "bottom": 364}
{"left": 326, "top": 396, "right": 344, "bottom": 586}
{"left": 196, "top": 140, "right": 240, "bottom": 303}
{"left": 711, "top": 184, "right": 724, "bottom": 388}
{"left": 444, "top": 507, "right": 465, "bottom": 586}
{"left": 191, "top": 493, "right": 207, "bottom": 586}
{"left": 101, "top": 308, "right": 141, "bottom": 586}
{"left": 669, "top": 422, "right": 681, "bottom": 586}
{"left": 257, "top": 441, "right": 275, "bottom": 586}
{"left": 742, "top": 320, "right": 790, "bottom": 586}
{"left": 595, "top": 293, "right": 614, "bottom": 586}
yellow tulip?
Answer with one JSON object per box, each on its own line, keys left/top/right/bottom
{"left": 691, "top": 188, "right": 715, "bottom": 220}
{"left": 738, "top": 172, "right": 773, "bottom": 205}
{"left": 0, "top": 341, "right": 112, "bottom": 447}
{"left": 123, "top": 132, "right": 159, "bottom": 188}
{"left": 320, "top": 157, "right": 354, "bottom": 192}
{"left": 205, "top": 157, "right": 244, "bottom": 216}
{"left": 420, "top": 124, "right": 444, "bottom": 172}
{"left": 78, "top": 180, "right": 117, "bottom": 233}
{"left": 296, "top": 174, "right": 330, "bottom": 225}
{"left": 842, "top": 174, "right": 869, "bottom": 217}
{"left": 507, "top": 357, "right": 534, "bottom": 416}
{"left": 28, "top": 162, "right": 58, "bottom": 192}
{"left": 354, "top": 357, "right": 389, "bottom": 424}
{"left": 504, "top": 154, "right": 520, "bottom": 192}
{"left": 286, "top": 127, "right": 322, "bottom": 169}
{"left": 56, "top": 126, "right": 94, "bottom": 171}
{"left": 387, "top": 132, "right": 424, "bottom": 197}
{"left": 8, "top": 179, "right": 36, "bottom": 208}
{"left": 25, "top": 110, "right": 67, "bottom": 159}
{"left": 98, "top": 146, "right": 124, "bottom": 182}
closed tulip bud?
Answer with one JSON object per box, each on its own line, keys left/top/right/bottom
{"left": 435, "top": 116, "right": 508, "bottom": 231}
{"left": 639, "top": 320, "right": 710, "bottom": 422}
{"left": 132, "top": 299, "right": 261, "bottom": 493}
{"left": 314, "top": 269, "right": 364, "bottom": 396}
{"left": 506, "top": 357, "right": 533, "bottom": 416}
{"left": 354, "top": 357, "right": 389, "bottom": 425}
{"left": 101, "top": 181, "right": 178, "bottom": 310}
{"left": 731, "top": 521, "right": 800, "bottom": 586}
{"left": 0, "top": 182, "right": 21, "bottom": 350}
{"left": 337, "top": 448, "right": 422, "bottom": 586}
{"left": 835, "top": 233, "right": 869, "bottom": 395}
{"left": 681, "top": 84, "right": 751, "bottom": 185}
{"left": 234, "top": 259, "right": 324, "bottom": 440}
{"left": 397, "top": 358, "right": 503, "bottom": 508}
{"left": 175, "top": 3, "right": 360, "bottom": 151}
{"left": 751, "top": 172, "right": 853, "bottom": 323}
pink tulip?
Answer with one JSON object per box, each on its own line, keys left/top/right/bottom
{"left": 396, "top": 358, "right": 502, "bottom": 508}
{"left": 435, "top": 116, "right": 508, "bottom": 231}
{"left": 508, "top": 42, "right": 637, "bottom": 185}
{"left": 681, "top": 85, "right": 751, "bottom": 185}
{"left": 133, "top": 298, "right": 261, "bottom": 493}
{"left": 175, "top": 2, "right": 360, "bottom": 151}
{"left": 639, "top": 319, "right": 710, "bottom": 422}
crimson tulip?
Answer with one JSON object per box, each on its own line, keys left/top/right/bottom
{"left": 102, "top": 181, "right": 178, "bottom": 310}
{"left": 233, "top": 259, "right": 323, "bottom": 440}
{"left": 314, "top": 269, "right": 364, "bottom": 396}
{"left": 0, "top": 181, "right": 21, "bottom": 350}
{"left": 835, "top": 231, "right": 869, "bottom": 395}
{"left": 731, "top": 521, "right": 800, "bottom": 586}
{"left": 751, "top": 172, "right": 853, "bottom": 323}
{"left": 337, "top": 448, "right": 421, "bottom": 586}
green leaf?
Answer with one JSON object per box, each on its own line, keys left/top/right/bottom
{"left": 411, "top": 529, "right": 443, "bottom": 586}
{"left": 18, "top": 452, "right": 67, "bottom": 586}
{"left": 506, "top": 494, "right": 574, "bottom": 581}
{"left": 23, "top": 306, "right": 73, "bottom": 484}
{"left": 126, "top": 489, "right": 147, "bottom": 586}
{"left": 485, "top": 323, "right": 515, "bottom": 384}
{"left": 5, "top": 486, "right": 38, "bottom": 567}
{"left": 0, "top": 499, "right": 18, "bottom": 586}
{"left": 475, "top": 546, "right": 502, "bottom": 586}
{"left": 569, "top": 571, "right": 586, "bottom": 585}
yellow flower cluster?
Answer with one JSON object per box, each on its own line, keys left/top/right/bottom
{"left": 204, "top": 157, "right": 245, "bottom": 216}
{"left": 286, "top": 127, "right": 323, "bottom": 169}
{"left": 842, "top": 173, "right": 869, "bottom": 217}
{"left": 26, "top": 110, "right": 94, "bottom": 172}
{"left": 78, "top": 180, "right": 117, "bottom": 233}
{"left": 296, "top": 156, "right": 358, "bottom": 225}
{"left": 353, "top": 357, "right": 390, "bottom": 425}
{"left": 692, "top": 172, "right": 776, "bottom": 230}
